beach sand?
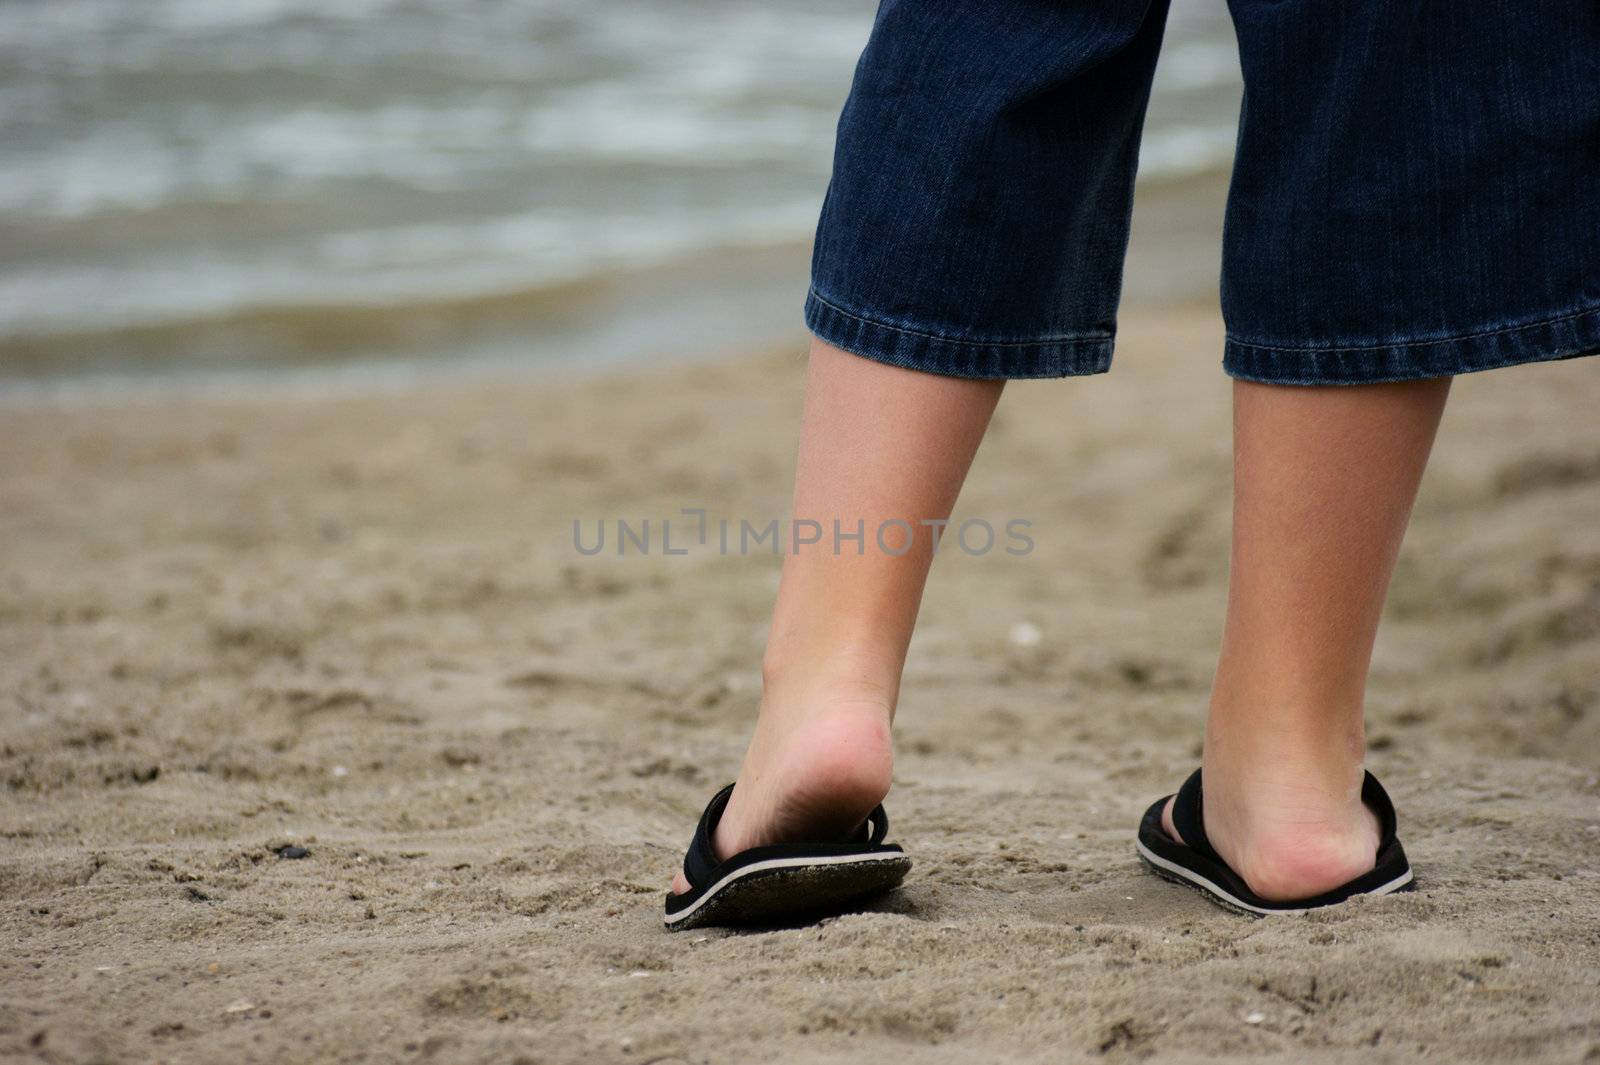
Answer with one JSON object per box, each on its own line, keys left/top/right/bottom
{"left": 2, "top": 308, "right": 1598, "bottom": 1063}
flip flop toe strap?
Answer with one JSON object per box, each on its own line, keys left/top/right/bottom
{"left": 1170, "top": 769, "right": 1221, "bottom": 863}
{"left": 862, "top": 804, "right": 890, "bottom": 845}
{"left": 681, "top": 783, "right": 736, "bottom": 890}
{"left": 1360, "top": 771, "right": 1400, "bottom": 845}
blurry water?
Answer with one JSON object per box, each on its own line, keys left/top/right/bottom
{"left": 0, "top": 0, "right": 1241, "bottom": 389}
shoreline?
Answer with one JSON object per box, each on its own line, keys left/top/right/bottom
{"left": 0, "top": 169, "right": 1233, "bottom": 403}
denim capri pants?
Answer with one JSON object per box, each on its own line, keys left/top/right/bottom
{"left": 804, "top": 1, "right": 1600, "bottom": 385}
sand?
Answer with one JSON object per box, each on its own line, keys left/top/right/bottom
{"left": 2, "top": 308, "right": 1598, "bottom": 1064}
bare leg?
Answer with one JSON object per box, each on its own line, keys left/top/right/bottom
{"left": 1164, "top": 377, "right": 1451, "bottom": 900}
{"left": 673, "top": 339, "right": 1002, "bottom": 894}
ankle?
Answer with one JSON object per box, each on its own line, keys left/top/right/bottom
{"left": 1201, "top": 695, "right": 1369, "bottom": 815}
{"left": 760, "top": 639, "right": 903, "bottom": 716}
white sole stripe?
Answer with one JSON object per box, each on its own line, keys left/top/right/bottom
{"left": 1135, "top": 839, "right": 1414, "bottom": 916}
{"left": 663, "top": 850, "right": 908, "bottom": 926}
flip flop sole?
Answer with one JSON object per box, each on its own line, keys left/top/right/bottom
{"left": 664, "top": 852, "right": 911, "bottom": 931}
{"left": 1136, "top": 843, "right": 1277, "bottom": 918}
{"left": 1137, "top": 839, "right": 1415, "bottom": 916}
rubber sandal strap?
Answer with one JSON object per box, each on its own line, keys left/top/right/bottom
{"left": 1170, "top": 768, "right": 1223, "bottom": 864}
{"left": 1361, "top": 770, "right": 1400, "bottom": 845}
{"left": 682, "top": 783, "right": 736, "bottom": 889}
{"left": 863, "top": 804, "right": 890, "bottom": 846}
{"left": 680, "top": 786, "right": 892, "bottom": 890}
{"left": 1172, "top": 768, "right": 1400, "bottom": 865}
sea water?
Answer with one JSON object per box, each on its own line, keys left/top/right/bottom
{"left": 0, "top": 0, "right": 1241, "bottom": 393}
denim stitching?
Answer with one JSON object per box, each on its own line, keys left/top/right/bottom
{"left": 1224, "top": 339, "right": 1600, "bottom": 386}
{"left": 1226, "top": 303, "right": 1600, "bottom": 355}
{"left": 808, "top": 289, "right": 1113, "bottom": 349}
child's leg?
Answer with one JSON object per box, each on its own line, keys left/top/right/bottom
{"left": 673, "top": 339, "right": 1002, "bottom": 895}
{"left": 1164, "top": 376, "right": 1451, "bottom": 901}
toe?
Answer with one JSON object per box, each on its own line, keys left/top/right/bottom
{"left": 670, "top": 871, "right": 691, "bottom": 896}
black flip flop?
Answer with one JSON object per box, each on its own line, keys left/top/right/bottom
{"left": 1136, "top": 769, "right": 1415, "bottom": 916}
{"left": 663, "top": 783, "right": 912, "bottom": 931}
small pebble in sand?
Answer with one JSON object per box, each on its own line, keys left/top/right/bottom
{"left": 1008, "top": 621, "right": 1043, "bottom": 647}
{"left": 224, "top": 1000, "right": 256, "bottom": 1015}
{"left": 276, "top": 846, "right": 310, "bottom": 860}
{"left": 1245, "top": 1011, "right": 1265, "bottom": 1025}
{"left": 331, "top": 765, "right": 349, "bottom": 778}
{"left": 206, "top": 963, "right": 220, "bottom": 974}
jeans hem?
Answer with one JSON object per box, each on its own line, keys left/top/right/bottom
{"left": 804, "top": 289, "right": 1114, "bottom": 379}
{"left": 1223, "top": 303, "right": 1600, "bottom": 385}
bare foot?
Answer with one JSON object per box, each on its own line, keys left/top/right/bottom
{"left": 671, "top": 683, "right": 893, "bottom": 896}
{"left": 1160, "top": 769, "right": 1381, "bottom": 902}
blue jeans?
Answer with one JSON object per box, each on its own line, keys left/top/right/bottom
{"left": 805, "top": 0, "right": 1600, "bottom": 384}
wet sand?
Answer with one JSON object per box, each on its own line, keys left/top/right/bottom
{"left": 2, "top": 308, "right": 1598, "bottom": 1063}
